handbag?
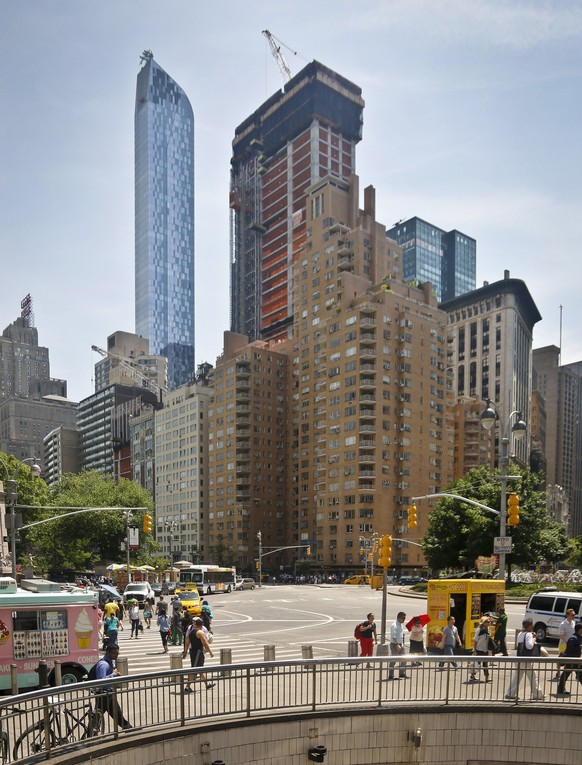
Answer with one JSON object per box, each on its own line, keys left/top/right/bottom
{"left": 207, "top": 632, "right": 214, "bottom": 644}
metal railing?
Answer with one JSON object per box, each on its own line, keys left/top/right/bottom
{"left": 1, "top": 654, "right": 580, "bottom": 764}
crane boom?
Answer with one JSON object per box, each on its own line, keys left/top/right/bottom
{"left": 262, "top": 29, "right": 292, "bottom": 83}
{"left": 91, "top": 345, "right": 166, "bottom": 396}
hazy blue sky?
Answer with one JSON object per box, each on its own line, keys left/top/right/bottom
{"left": 1, "top": 0, "right": 581, "bottom": 401}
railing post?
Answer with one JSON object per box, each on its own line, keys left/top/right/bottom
{"left": 246, "top": 666, "right": 251, "bottom": 718}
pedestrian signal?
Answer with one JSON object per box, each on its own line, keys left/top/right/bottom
{"left": 407, "top": 503, "right": 418, "bottom": 529}
{"left": 507, "top": 493, "right": 520, "bottom": 526}
{"left": 142, "top": 513, "right": 153, "bottom": 533}
{"left": 378, "top": 535, "right": 392, "bottom": 569}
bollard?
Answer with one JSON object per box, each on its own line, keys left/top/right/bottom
{"left": 264, "top": 644, "right": 276, "bottom": 672}
{"left": 220, "top": 648, "right": 232, "bottom": 677}
{"left": 302, "top": 645, "right": 313, "bottom": 660}
{"left": 53, "top": 661, "right": 62, "bottom": 686}
{"left": 10, "top": 664, "right": 18, "bottom": 696}
{"left": 116, "top": 656, "right": 129, "bottom": 675}
{"left": 348, "top": 640, "right": 359, "bottom": 657}
{"left": 37, "top": 660, "right": 49, "bottom": 689}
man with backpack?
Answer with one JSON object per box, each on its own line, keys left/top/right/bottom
{"left": 355, "top": 612, "right": 377, "bottom": 667}
{"left": 90, "top": 644, "right": 132, "bottom": 730}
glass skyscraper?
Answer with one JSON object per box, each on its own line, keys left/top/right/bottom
{"left": 135, "top": 52, "right": 194, "bottom": 390}
{"left": 387, "top": 217, "right": 476, "bottom": 302}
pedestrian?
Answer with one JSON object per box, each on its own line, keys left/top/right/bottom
{"left": 143, "top": 600, "right": 153, "bottom": 629}
{"left": 493, "top": 608, "right": 508, "bottom": 656}
{"left": 388, "top": 611, "right": 408, "bottom": 680}
{"left": 505, "top": 617, "right": 544, "bottom": 700}
{"left": 129, "top": 601, "right": 140, "bottom": 639}
{"left": 157, "top": 609, "right": 171, "bottom": 653}
{"left": 94, "top": 644, "right": 132, "bottom": 730}
{"left": 201, "top": 600, "right": 214, "bottom": 633}
{"left": 438, "top": 615, "right": 462, "bottom": 669}
{"left": 555, "top": 608, "right": 577, "bottom": 680}
{"left": 356, "top": 612, "right": 377, "bottom": 667}
{"left": 155, "top": 595, "right": 167, "bottom": 616}
{"left": 557, "top": 623, "right": 582, "bottom": 695}
{"left": 103, "top": 612, "right": 123, "bottom": 648}
{"left": 181, "top": 617, "right": 215, "bottom": 692}
{"left": 96, "top": 605, "right": 104, "bottom": 640}
{"left": 470, "top": 616, "right": 493, "bottom": 682}
{"left": 170, "top": 595, "right": 183, "bottom": 645}
{"left": 409, "top": 617, "right": 426, "bottom": 664}
{"left": 103, "top": 597, "right": 119, "bottom": 621}
{"left": 181, "top": 606, "right": 193, "bottom": 640}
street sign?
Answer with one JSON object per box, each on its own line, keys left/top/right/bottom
{"left": 494, "top": 536, "right": 513, "bottom": 554}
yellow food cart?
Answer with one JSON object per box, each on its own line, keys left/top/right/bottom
{"left": 426, "top": 579, "right": 505, "bottom": 652}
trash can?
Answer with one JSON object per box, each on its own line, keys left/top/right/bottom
{"left": 116, "top": 656, "right": 129, "bottom": 675}
{"left": 302, "top": 645, "right": 313, "bottom": 660}
{"left": 376, "top": 643, "right": 389, "bottom": 657}
{"left": 264, "top": 644, "right": 276, "bottom": 671}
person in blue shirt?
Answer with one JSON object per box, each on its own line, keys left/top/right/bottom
{"left": 94, "top": 645, "right": 132, "bottom": 730}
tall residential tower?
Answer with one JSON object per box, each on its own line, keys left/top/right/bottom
{"left": 229, "top": 61, "right": 364, "bottom": 344}
{"left": 135, "top": 51, "right": 195, "bottom": 390}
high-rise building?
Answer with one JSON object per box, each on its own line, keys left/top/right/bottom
{"left": 533, "top": 347, "right": 580, "bottom": 535}
{"left": 441, "top": 271, "right": 542, "bottom": 469}
{"left": 135, "top": 51, "right": 195, "bottom": 390}
{"left": 94, "top": 331, "right": 167, "bottom": 395}
{"left": 387, "top": 217, "right": 476, "bottom": 302}
{"left": 229, "top": 61, "right": 364, "bottom": 344}
{"left": 43, "top": 427, "right": 81, "bottom": 485}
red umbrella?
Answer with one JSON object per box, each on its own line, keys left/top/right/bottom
{"left": 406, "top": 614, "right": 431, "bottom": 631}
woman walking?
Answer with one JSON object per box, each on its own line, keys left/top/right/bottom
{"left": 129, "top": 601, "right": 140, "bottom": 639}
{"left": 158, "top": 610, "right": 171, "bottom": 653}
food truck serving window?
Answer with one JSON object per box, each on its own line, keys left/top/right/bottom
{"left": 12, "top": 610, "right": 70, "bottom": 660}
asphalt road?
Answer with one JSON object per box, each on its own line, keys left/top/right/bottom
{"left": 118, "top": 585, "right": 550, "bottom": 676}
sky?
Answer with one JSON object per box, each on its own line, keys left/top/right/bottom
{"left": 1, "top": 0, "right": 581, "bottom": 402}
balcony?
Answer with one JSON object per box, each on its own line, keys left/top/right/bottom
{"left": 359, "top": 439, "right": 376, "bottom": 449}
{"left": 360, "top": 348, "right": 377, "bottom": 359}
{"left": 360, "top": 333, "right": 376, "bottom": 344}
{"left": 359, "top": 379, "right": 377, "bottom": 390}
{"left": 359, "top": 408, "right": 375, "bottom": 419}
{"left": 360, "top": 424, "right": 376, "bottom": 434}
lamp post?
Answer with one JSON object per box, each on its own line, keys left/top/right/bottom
{"left": 0, "top": 456, "right": 42, "bottom": 579}
{"left": 480, "top": 399, "right": 526, "bottom": 582}
{"left": 165, "top": 519, "right": 178, "bottom": 570}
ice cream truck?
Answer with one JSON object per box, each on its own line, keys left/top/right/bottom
{"left": 426, "top": 578, "right": 506, "bottom": 652}
{"left": 0, "top": 577, "right": 100, "bottom": 692}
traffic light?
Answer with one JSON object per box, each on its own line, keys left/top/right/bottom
{"left": 255, "top": 560, "right": 260, "bottom": 570}
{"left": 507, "top": 493, "right": 520, "bottom": 526}
{"left": 142, "top": 513, "right": 153, "bottom": 533}
{"left": 377, "top": 535, "right": 392, "bottom": 569}
{"left": 407, "top": 503, "right": 418, "bottom": 529}
{"left": 306, "top": 545, "right": 311, "bottom": 557}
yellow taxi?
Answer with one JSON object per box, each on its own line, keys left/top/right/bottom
{"left": 344, "top": 575, "right": 370, "bottom": 585}
{"left": 176, "top": 588, "right": 202, "bottom": 616}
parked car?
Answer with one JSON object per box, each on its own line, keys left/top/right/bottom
{"left": 123, "top": 582, "right": 154, "bottom": 607}
{"left": 151, "top": 582, "right": 163, "bottom": 597}
{"left": 235, "top": 578, "right": 256, "bottom": 590}
{"left": 524, "top": 588, "right": 582, "bottom": 642}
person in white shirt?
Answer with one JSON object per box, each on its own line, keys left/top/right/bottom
{"left": 555, "top": 609, "right": 577, "bottom": 679}
{"left": 388, "top": 611, "right": 408, "bottom": 681}
{"left": 505, "top": 618, "right": 544, "bottom": 700}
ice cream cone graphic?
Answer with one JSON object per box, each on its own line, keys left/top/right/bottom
{"left": 74, "top": 608, "right": 93, "bottom": 649}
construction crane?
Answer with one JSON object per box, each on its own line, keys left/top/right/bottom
{"left": 91, "top": 345, "right": 167, "bottom": 398}
{"left": 262, "top": 29, "right": 293, "bottom": 83}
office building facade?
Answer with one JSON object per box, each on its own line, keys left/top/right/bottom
{"left": 387, "top": 217, "right": 476, "bottom": 302}
{"left": 230, "top": 61, "right": 364, "bottom": 344}
{"left": 441, "top": 271, "right": 542, "bottom": 469}
{"left": 135, "top": 52, "right": 195, "bottom": 390}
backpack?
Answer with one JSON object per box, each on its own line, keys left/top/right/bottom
{"left": 354, "top": 624, "right": 362, "bottom": 640}
{"left": 86, "top": 660, "right": 102, "bottom": 681}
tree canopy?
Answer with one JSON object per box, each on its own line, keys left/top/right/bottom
{"left": 15, "top": 469, "right": 156, "bottom": 573}
{"left": 421, "top": 464, "right": 569, "bottom": 580}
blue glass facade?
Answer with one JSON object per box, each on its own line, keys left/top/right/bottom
{"left": 387, "top": 217, "right": 475, "bottom": 302}
{"left": 135, "top": 54, "right": 195, "bottom": 390}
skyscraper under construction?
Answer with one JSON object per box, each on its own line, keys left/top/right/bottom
{"left": 229, "top": 61, "right": 364, "bottom": 343}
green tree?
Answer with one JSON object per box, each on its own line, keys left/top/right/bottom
{"left": 422, "top": 465, "right": 569, "bottom": 582}
{"left": 23, "top": 471, "right": 156, "bottom": 573}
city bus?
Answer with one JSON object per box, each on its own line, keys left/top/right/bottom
{"left": 177, "top": 565, "right": 236, "bottom": 595}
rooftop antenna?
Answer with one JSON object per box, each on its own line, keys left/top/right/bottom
{"left": 559, "top": 304, "right": 563, "bottom": 366}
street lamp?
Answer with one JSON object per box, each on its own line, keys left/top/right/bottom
{"left": 0, "top": 456, "right": 42, "bottom": 579}
{"left": 165, "top": 519, "right": 178, "bottom": 569}
{"left": 257, "top": 531, "right": 262, "bottom": 588}
{"left": 480, "top": 400, "right": 526, "bottom": 581}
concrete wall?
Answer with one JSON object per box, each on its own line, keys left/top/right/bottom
{"left": 65, "top": 707, "right": 582, "bottom": 765}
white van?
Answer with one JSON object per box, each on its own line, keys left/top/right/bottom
{"left": 524, "top": 589, "right": 582, "bottom": 641}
